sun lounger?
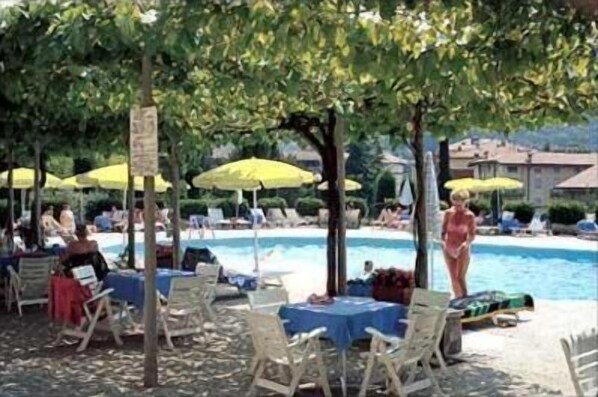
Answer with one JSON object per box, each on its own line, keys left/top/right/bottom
{"left": 449, "top": 290, "right": 534, "bottom": 324}
{"left": 207, "top": 208, "right": 232, "bottom": 229}
{"left": 266, "top": 208, "right": 288, "bottom": 228}
{"left": 577, "top": 220, "right": 598, "bottom": 240}
{"left": 318, "top": 209, "right": 329, "bottom": 228}
{"left": 285, "top": 208, "right": 307, "bottom": 227}
{"left": 346, "top": 208, "right": 361, "bottom": 229}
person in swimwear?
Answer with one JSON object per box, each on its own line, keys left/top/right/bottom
{"left": 441, "top": 189, "right": 476, "bottom": 298}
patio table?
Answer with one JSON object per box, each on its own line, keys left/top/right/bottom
{"left": 103, "top": 269, "right": 195, "bottom": 309}
{"left": 279, "top": 296, "right": 407, "bottom": 396}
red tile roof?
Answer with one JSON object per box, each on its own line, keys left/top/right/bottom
{"left": 555, "top": 165, "right": 598, "bottom": 189}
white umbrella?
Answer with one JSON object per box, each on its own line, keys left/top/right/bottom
{"left": 424, "top": 152, "right": 441, "bottom": 288}
{"left": 398, "top": 178, "right": 414, "bottom": 207}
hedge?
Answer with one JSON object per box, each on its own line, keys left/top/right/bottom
{"left": 548, "top": 202, "right": 586, "bottom": 225}
{"left": 468, "top": 199, "right": 490, "bottom": 216}
{"left": 347, "top": 196, "right": 369, "bottom": 219}
{"left": 503, "top": 201, "right": 535, "bottom": 224}
{"left": 258, "top": 197, "right": 287, "bottom": 214}
{"left": 295, "top": 197, "right": 325, "bottom": 216}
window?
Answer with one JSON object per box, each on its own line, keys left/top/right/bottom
{"left": 534, "top": 167, "right": 542, "bottom": 174}
{"left": 507, "top": 166, "right": 518, "bottom": 173}
{"left": 534, "top": 178, "right": 542, "bottom": 189}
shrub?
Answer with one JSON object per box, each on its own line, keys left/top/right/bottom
{"left": 295, "top": 197, "right": 325, "bottom": 216}
{"left": 211, "top": 197, "right": 239, "bottom": 218}
{"left": 258, "top": 197, "right": 287, "bottom": 214}
{"left": 548, "top": 202, "right": 586, "bottom": 225}
{"left": 85, "top": 197, "right": 123, "bottom": 220}
{"left": 180, "top": 199, "right": 208, "bottom": 219}
{"left": 503, "top": 201, "right": 535, "bottom": 224}
{"left": 439, "top": 201, "right": 449, "bottom": 211}
{"left": 347, "top": 196, "right": 369, "bottom": 219}
{"left": 468, "top": 199, "right": 491, "bottom": 217}
{"left": 375, "top": 170, "right": 396, "bottom": 205}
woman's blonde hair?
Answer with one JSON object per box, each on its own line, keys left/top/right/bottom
{"left": 450, "top": 189, "right": 470, "bottom": 203}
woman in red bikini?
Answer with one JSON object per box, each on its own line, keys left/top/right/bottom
{"left": 441, "top": 190, "right": 476, "bottom": 298}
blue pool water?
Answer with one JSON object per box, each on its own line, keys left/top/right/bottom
{"left": 106, "top": 237, "right": 598, "bottom": 301}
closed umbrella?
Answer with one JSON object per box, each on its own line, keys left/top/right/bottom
{"left": 192, "top": 158, "right": 315, "bottom": 274}
{"left": 398, "top": 178, "right": 414, "bottom": 207}
{"left": 424, "top": 152, "right": 441, "bottom": 288}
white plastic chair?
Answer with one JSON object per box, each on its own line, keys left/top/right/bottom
{"left": 285, "top": 208, "right": 307, "bottom": 227}
{"left": 404, "top": 288, "right": 451, "bottom": 370}
{"left": 561, "top": 328, "right": 598, "bottom": 396}
{"left": 194, "top": 263, "right": 221, "bottom": 321}
{"left": 158, "top": 276, "right": 208, "bottom": 349}
{"left": 247, "top": 288, "right": 289, "bottom": 315}
{"left": 56, "top": 265, "right": 123, "bottom": 352}
{"left": 246, "top": 311, "right": 332, "bottom": 397}
{"left": 266, "top": 208, "right": 288, "bottom": 228}
{"left": 7, "top": 257, "right": 54, "bottom": 316}
{"left": 359, "top": 312, "right": 446, "bottom": 397}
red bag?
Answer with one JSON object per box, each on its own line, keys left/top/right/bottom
{"left": 372, "top": 268, "right": 415, "bottom": 304}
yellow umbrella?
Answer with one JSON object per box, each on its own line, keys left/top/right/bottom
{"left": 77, "top": 163, "right": 172, "bottom": 193}
{"left": 0, "top": 167, "right": 63, "bottom": 189}
{"left": 317, "top": 179, "right": 362, "bottom": 191}
{"left": 59, "top": 175, "right": 93, "bottom": 190}
{"left": 192, "top": 158, "right": 315, "bottom": 273}
{"left": 444, "top": 178, "right": 485, "bottom": 192}
{"left": 192, "top": 158, "right": 315, "bottom": 191}
{"left": 480, "top": 177, "right": 523, "bottom": 191}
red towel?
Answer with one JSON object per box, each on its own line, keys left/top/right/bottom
{"left": 48, "top": 276, "right": 91, "bottom": 327}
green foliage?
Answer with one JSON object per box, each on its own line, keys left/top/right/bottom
{"left": 345, "top": 139, "right": 383, "bottom": 206}
{"left": 594, "top": 205, "right": 598, "bottom": 223}
{"left": 180, "top": 199, "right": 208, "bottom": 219}
{"left": 346, "top": 197, "right": 369, "bottom": 219}
{"left": 375, "top": 170, "right": 396, "bottom": 205}
{"left": 503, "top": 201, "right": 535, "bottom": 224}
{"left": 295, "top": 197, "right": 325, "bottom": 217}
{"left": 258, "top": 197, "right": 287, "bottom": 214}
{"left": 439, "top": 201, "right": 449, "bottom": 211}
{"left": 468, "top": 199, "right": 491, "bottom": 216}
{"left": 548, "top": 202, "right": 586, "bottom": 225}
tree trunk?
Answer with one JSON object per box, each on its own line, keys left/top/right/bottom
{"left": 6, "top": 145, "right": 14, "bottom": 239}
{"left": 127, "top": 167, "right": 135, "bottom": 269}
{"left": 141, "top": 53, "right": 159, "bottom": 389}
{"left": 412, "top": 104, "right": 428, "bottom": 289}
{"left": 438, "top": 138, "right": 451, "bottom": 203}
{"left": 323, "top": 113, "right": 339, "bottom": 297}
{"left": 335, "top": 115, "right": 347, "bottom": 295}
{"left": 169, "top": 136, "right": 181, "bottom": 269}
{"left": 33, "top": 140, "right": 42, "bottom": 248}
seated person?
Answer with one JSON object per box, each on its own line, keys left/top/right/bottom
{"left": 59, "top": 204, "right": 76, "bottom": 234}
{"left": 64, "top": 224, "right": 99, "bottom": 259}
{"left": 376, "top": 205, "right": 402, "bottom": 228}
{"left": 359, "top": 260, "right": 375, "bottom": 280}
{"left": 475, "top": 210, "right": 492, "bottom": 226}
{"left": 42, "top": 207, "right": 66, "bottom": 236}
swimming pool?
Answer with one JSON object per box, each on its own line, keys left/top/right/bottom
{"left": 105, "top": 237, "right": 598, "bottom": 301}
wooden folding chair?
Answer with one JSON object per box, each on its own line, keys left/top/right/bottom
{"left": 561, "top": 328, "right": 598, "bottom": 396}
{"left": 404, "top": 288, "right": 451, "bottom": 370}
{"left": 246, "top": 311, "right": 332, "bottom": 397}
{"left": 7, "top": 257, "right": 54, "bottom": 316}
{"left": 359, "top": 312, "right": 446, "bottom": 397}
{"left": 158, "top": 276, "right": 208, "bottom": 349}
{"left": 195, "top": 263, "right": 221, "bottom": 321}
{"left": 56, "top": 265, "right": 123, "bottom": 352}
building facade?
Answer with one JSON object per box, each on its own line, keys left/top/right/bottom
{"left": 449, "top": 138, "right": 526, "bottom": 179}
{"left": 470, "top": 152, "right": 597, "bottom": 207}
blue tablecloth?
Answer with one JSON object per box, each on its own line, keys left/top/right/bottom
{"left": 103, "top": 269, "right": 195, "bottom": 309}
{"left": 279, "top": 297, "right": 407, "bottom": 350}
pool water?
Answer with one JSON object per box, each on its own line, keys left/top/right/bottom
{"left": 106, "top": 237, "right": 598, "bottom": 301}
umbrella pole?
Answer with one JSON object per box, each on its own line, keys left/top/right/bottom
{"left": 252, "top": 189, "right": 259, "bottom": 275}
{"left": 122, "top": 189, "right": 127, "bottom": 246}
{"left": 20, "top": 189, "right": 26, "bottom": 218}
{"left": 79, "top": 190, "right": 84, "bottom": 224}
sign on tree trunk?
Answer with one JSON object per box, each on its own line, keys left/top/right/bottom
{"left": 130, "top": 106, "right": 158, "bottom": 176}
